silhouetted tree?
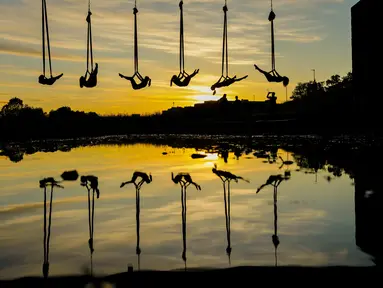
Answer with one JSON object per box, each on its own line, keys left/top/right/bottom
{"left": 1, "top": 97, "right": 24, "bottom": 117}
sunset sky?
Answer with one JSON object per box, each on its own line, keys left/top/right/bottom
{"left": 0, "top": 0, "right": 358, "bottom": 115}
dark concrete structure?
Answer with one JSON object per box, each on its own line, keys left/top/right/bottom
{"left": 354, "top": 155, "right": 379, "bottom": 265}
{"left": 351, "top": 0, "right": 381, "bottom": 117}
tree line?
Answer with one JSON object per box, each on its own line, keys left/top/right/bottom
{"left": 0, "top": 71, "right": 368, "bottom": 141}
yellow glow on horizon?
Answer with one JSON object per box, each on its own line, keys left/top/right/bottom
{"left": 204, "top": 153, "right": 219, "bottom": 161}
{"left": 193, "top": 94, "right": 219, "bottom": 102}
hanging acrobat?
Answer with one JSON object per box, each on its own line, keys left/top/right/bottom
{"left": 254, "top": 0, "right": 289, "bottom": 87}
{"left": 38, "top": 0, "right": 63, "bottom": 86}
{"left": 210, "top": 0, "right": 248, "bottom": 96}
{"left": 119, "top": 0, "right": 151, "bottom": 90}
{"left": 170, "top": 1, "right": 199, "bottom": 87}
{"left": 79, "top": 0, "right": 98, "bottom": 88}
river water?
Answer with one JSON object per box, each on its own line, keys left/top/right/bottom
{"left": 0, "top": 135, "right": 377, "bottom": 279}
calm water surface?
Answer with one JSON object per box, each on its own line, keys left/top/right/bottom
{"left": 0, "top": 142, "right": 374, "bottom": 279}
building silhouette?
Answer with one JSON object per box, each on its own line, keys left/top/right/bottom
{"left": 351, "top": 0, "right": 380, "bottom": 120}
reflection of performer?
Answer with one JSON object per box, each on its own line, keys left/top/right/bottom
{"left": 224, "top": 177, "right": 232, "bottom": 264}
{"left": 121, "top": 171, "right": 152, "bottom": 270}
{"left": 272, "top": 189, "right": 279, "bottom": 267}
{"left": 135, "top": 181, "right": 141, "bottom": 270}
{"left": 212, "top": 164, "right": 249, "bottom": 264}
{"left": 120, "top": 171, "right": 152, "bottom": 189}
{"left": 40, "top": 177, "right": 63, "bottom": 278}
{"left": 171, "top": 172, "right": 201, "bottom": 190}
{"left": 212, "top": 164, "right": 249, "bottom": 183}
{"left": 80, "top": 175, "right": 100, "bottom": 256}
{"left": 256, "top": 174, "right": 289, "bottom": 267}
{"left": 171, "top": 172, "right": 201, "bottom": 270}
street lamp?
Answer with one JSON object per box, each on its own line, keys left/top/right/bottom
{"left": 311, "top": 69, "right": 316, "bottom": 82}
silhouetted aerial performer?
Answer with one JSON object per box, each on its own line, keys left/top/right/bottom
{"left": 40, "top": 177, "right": 63, "bottom": 279}
{"left": 212, "top": 164, "right": 249, "bottom": 263}
{"left": 121, "top": 171, "right": 152, "bottom": 270}
{"left": 254, "top": 65, "right": 288, "bottom": 87}
{"left": 170, "top": 1, "right": 199, "bottom": 87}
{"left": 171, "top": 172, "right": 201, "bottom": 270}
{"left": 256, "top": 173, "right": 289, "bottom": 267}
{"left": 254, "top": 1, "right": 289, "bottom": 87}
{"left": 38, "top": 0, "right": 63, "bottom": 85}
{"left": 211, "top": 1, "right": 248, "bottom": 95}
{"left": 79, "top": 1, "right": 98, "bottom": 88}
{"left": 170, "top": 70, "right": 199, "bottom": 87}
{"left": 119, "top": 1, "right": 151, "bottom": 90}
{"left": 81, "top": 175, "right": 100, "bottom": 261}
{"left": 212, "top": 163, "right": 250, "bottom": 183}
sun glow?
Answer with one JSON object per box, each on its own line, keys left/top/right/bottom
{"left": 193, "top": 94, "right": 220, "bottom": 102}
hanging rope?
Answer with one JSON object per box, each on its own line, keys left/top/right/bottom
{"left": 181, "top": 184, "right": 187, "bottom": 265}
{"left": 179, "top": 1, "right": 184, "bottom": 74}
{"left": 86, "top": 0, "right": 94, "bottom": 75}
{"left": 42, "top": 0, "right": 53, "bottom": 77}
{"left": 271, "top": 18, "right": 275, "bottom": 71}
{"left": 221, "top": 0, "right": 229, "bottom": 78}
{"left": 42, "top": 0, "right": 45, "bottom": 76}
{"left": 269, "top": 0, "right": 276, "bottom": 71}
{"left": 133, "top": 0, "right": 139, "bottom": 74}
{"left": 119, "top": 0, "right": 151, "bottom": 88}
{"left": 136, "top": 185, "right": 141, "bottom": 270}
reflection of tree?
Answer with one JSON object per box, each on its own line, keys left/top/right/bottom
{"left": 290, "top": 145, "right": 356, "bottom": 184}
{"left": 279, "top": 152, "right": 293, "bottom": 177}
{"left": 256, "top": 174, "right": 290, "bottom": 267}
{"left": 0, "top": 147, "right": 24, "bottom": 163}
{"left": 172, "top": 172, "right": 201, "bottom": 270}
{"left": 40, "top": 177, "right": 63, "bottom": 279}
{"left": 293, "top": 153, "right": 324, "bottom": 174}
{"left": 0, "top": 137, "right": 255, "bottom": 163}
{"left": 1, "top": 97, "right": 24, "bottom": 116}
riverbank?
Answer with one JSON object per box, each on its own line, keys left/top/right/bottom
{"left": 0, "top": 266, "right": 378, "bottom": 287}
{"left": 1, "top": 133, "right": 382, "bottom": 164}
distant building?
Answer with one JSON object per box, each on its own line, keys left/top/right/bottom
{"left": 351, "top": 0, "right": 380, "bottom": 115}
{"left": 161, "top": 96, "right": 274, "bottom": 119}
